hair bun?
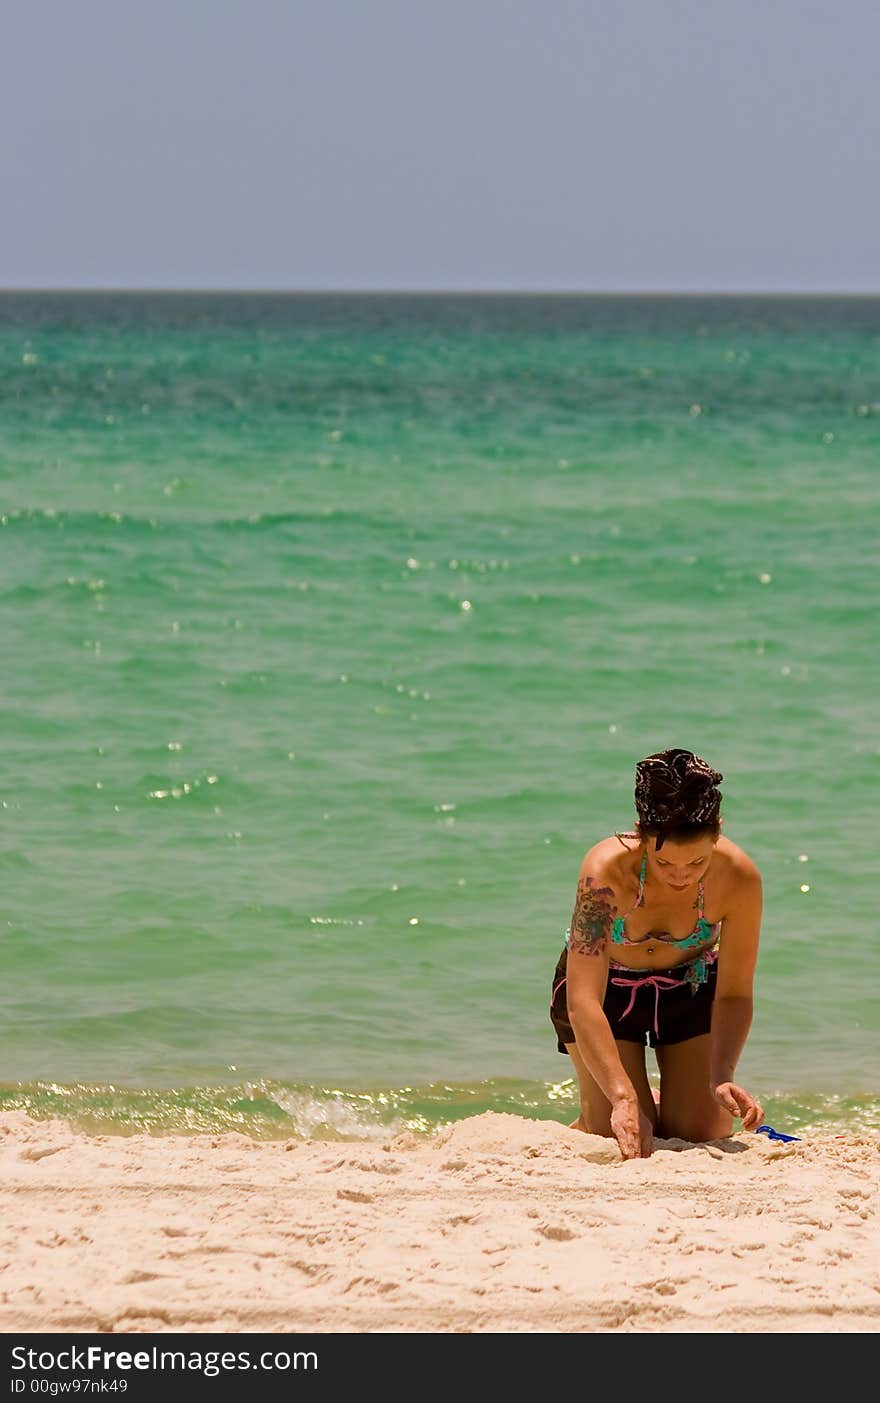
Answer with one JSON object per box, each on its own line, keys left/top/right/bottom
{"left": 634, "top": 748, "right": 723, "bottom": 836}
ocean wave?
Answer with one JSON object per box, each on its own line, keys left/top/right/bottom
{"left": 1, "top": 1078, "right": 876, "bottom": 1141}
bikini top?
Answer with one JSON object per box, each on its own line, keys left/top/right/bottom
{"left": 609, "top": 851, "right": 721, "bottom": 949}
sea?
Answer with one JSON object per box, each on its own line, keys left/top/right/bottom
{"left": 1, "top": 291, "right": 878, "bottom": 1140}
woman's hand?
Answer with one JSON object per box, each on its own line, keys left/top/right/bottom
{"left": 711, "top": 1081, "right": 764, "bottom": 1131}
{"left": 610, "top": 1096, "right": 654, "bottom": 1159}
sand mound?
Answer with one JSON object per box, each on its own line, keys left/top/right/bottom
{"left": 432, "top": 1110, "right": 621, "bottom": 1162}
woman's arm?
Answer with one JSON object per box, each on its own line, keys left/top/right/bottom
{"left": 710, "top": 862, "right": 763, "bottom": 1129}
{"left": 565, "top": 856, "right": 651, "bottom": 1157}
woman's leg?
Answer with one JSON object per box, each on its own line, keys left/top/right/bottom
{"left": 655, "top": 1034, "right": 734, "bottom": 1141}
{"left": 565, "top": 1039, "right": 658, "bottom": 1135}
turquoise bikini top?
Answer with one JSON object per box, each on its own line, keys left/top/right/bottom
{"left": 563, "top": 852, "right": 722, "bottom": 955}
{"left": 609, "top": 852, "right": 721, "bottom": 948}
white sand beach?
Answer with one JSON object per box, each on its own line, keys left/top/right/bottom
{"left": 1, "top": 1110, "right": 877, "bottom": 1334}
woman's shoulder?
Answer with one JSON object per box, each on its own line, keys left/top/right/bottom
{"left": 714, "top": 834, "right": 762, "bottom": 884}
{"left": 710, "top": 836, "right": 762, "bottom": 917}
{"left": 576, "top": 834, "right": 641, "bottom": 890}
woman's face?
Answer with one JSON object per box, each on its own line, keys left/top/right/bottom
{"left": 646, "top": 834, "right": 718, "bottom": 891}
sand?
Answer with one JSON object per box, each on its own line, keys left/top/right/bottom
{"left": 1, "top": 1110, "right": 877, "bottom": 1333}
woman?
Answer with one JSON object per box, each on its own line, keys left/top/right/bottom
{"left": 549, "top": 748, "right": 764, "bottom": 1160}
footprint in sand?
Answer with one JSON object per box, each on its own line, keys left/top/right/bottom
{"left": 536, "top": 1224, "right": 576, "bottom": 1242}
{"left": 19, "top": 1145, "right": 66, "bottom": 1162}
{"left": 343, "top": 1276, "right": 399, "bottom": 1295}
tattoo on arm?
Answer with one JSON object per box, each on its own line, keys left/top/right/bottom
{"left": 569, "top": 876, "right": 616, "bottom": 956}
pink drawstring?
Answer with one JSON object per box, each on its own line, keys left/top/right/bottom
{"left": 610, "top": 972, "right": 683, "bottom": 1039}
{"left": 549, "top": 977, "right": 567, "bottom": 1011}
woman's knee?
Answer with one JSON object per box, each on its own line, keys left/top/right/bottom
{"left": 571, "top": 1084, "right": 614, "bottom": 1135}
{"left": 659, "top": 1108, "right": 733, "bottom": 1142}
{"left": 564, "top": 1043, "right": 614, "bottom": 1135}
{"left": 569, "top": 1110, "right": 615, "bottom": 1137}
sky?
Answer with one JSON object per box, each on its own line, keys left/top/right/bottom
{"left": 2, "top": 0, "right": 878, "bottom": 292}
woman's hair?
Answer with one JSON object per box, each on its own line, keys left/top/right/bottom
{"left": 633, "top": 748, "right": 723, "bottom": 851}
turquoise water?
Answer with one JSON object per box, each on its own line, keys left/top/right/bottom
{"left": 1, "top": 293, "right": 878, "bottom": 1138}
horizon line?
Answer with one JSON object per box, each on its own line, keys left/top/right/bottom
{"left": 2, "top": 286, "right": 880, "bottom": 298}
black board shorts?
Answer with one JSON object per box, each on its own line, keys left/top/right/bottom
{"left": 549, "top": 946, "right": 717, "bottom": 1052}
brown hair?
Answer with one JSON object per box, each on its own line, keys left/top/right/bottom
{"left": 633, "top": 748, "right": 722, "bottom": 852}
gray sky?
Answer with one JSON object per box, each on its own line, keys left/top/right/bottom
{"left": 2, "top": 0, "right": 877, "bottom": 291}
